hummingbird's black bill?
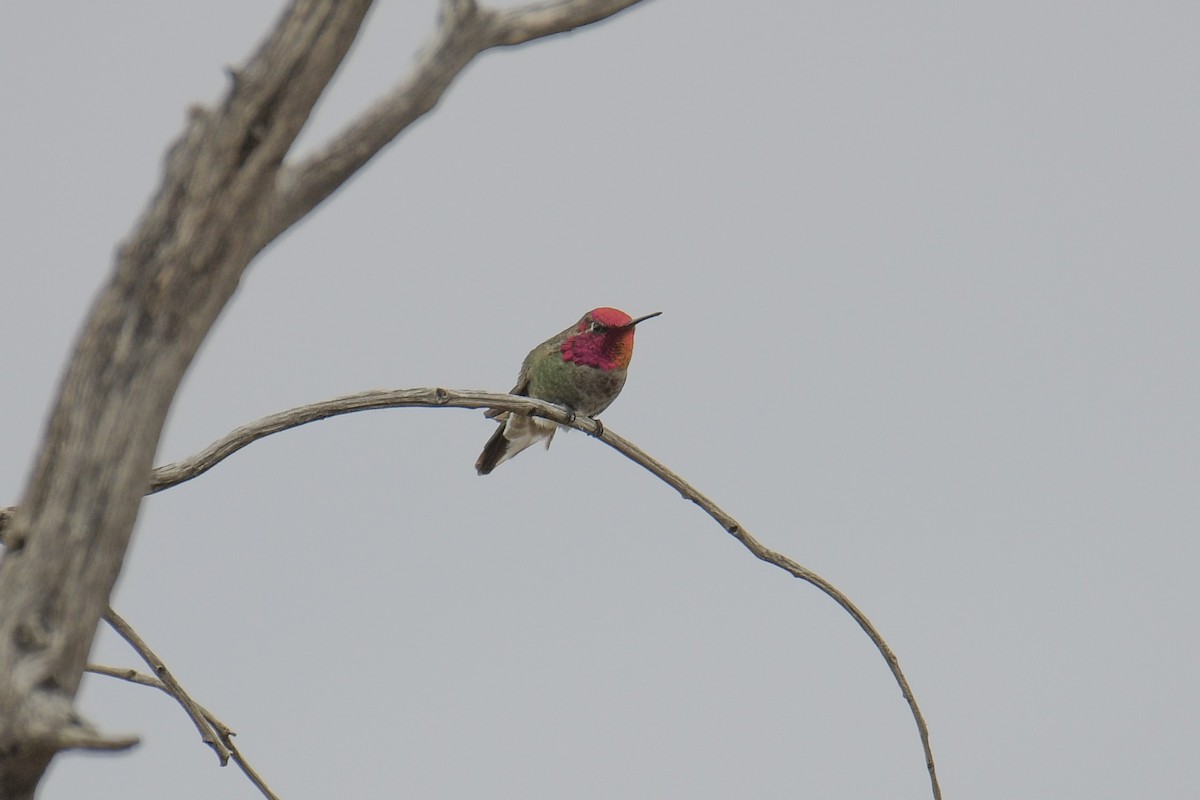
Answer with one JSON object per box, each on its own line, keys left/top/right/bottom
{"left": 623, "top": 311, "right": 663, "bottom": 328}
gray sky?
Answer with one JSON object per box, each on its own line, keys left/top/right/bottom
{"left": 3, "top": 2, "right": 1197, "bottom": 798}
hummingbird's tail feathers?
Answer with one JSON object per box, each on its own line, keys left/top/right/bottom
{"left": 474, "top": 414, "right": 557, "bottom": 475}
{"left": 475, "top": 424, "right": 510, "bottom": 475}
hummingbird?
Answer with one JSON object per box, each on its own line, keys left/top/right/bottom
{"left": 475, "top": 307, "right": 662, "bottom": 475}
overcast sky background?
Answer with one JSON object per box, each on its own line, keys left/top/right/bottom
{"left": 2, "top": 2, "right": 1197, "bottom": 798}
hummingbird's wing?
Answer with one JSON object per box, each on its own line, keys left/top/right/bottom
{"left": 484, "top": 371, "right": 530, "bottom": 419}
{"left": 485, "top": 333, "right": 561, "bottom": 419}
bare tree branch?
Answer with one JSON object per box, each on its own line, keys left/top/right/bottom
{"left": 150, "top": 388, "right": 941, "bottom": 799}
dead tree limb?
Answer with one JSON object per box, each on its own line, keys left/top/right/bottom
{"left": 0, "top": 2, "right": 648, "bottom": 796}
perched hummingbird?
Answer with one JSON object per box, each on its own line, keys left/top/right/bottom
{"left": 475, "top": 307, "right": 661, "bottom": 475}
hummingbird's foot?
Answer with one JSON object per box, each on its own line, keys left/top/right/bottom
{"left": 562, "top": 407, "right": 576, "bottom": 424}
{"left": 591, "top": 419, "right": 605, "bottom": 438}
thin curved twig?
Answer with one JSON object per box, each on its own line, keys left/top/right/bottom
{"left": 86, "top": 663, "right": 279, "bottom": 800}
{"left": 148, "top": 387, "right": 941, "bottom": 799}
{"left": 598, "top": 427, "right": 941, "bottom": 797}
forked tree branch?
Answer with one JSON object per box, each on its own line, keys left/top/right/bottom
{"left": 0, "top": 1, "right": 650, "bottom": 795}
{"left": 261, "top": 0, "right": 648, "bottom": 244}
{"left": 150, "top": 388, "right": 942, "bottom": 799}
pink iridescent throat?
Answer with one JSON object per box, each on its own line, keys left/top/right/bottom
{"left": 561, "top": 327, "right": 635, "bottom": 371}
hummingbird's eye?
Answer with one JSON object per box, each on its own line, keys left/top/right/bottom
{"left": 589, "top": 322, "right": 606, "bottom": 333}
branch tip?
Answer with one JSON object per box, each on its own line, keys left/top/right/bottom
{"left": 52, "top": 723, "right": 140, "bottom": 754}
